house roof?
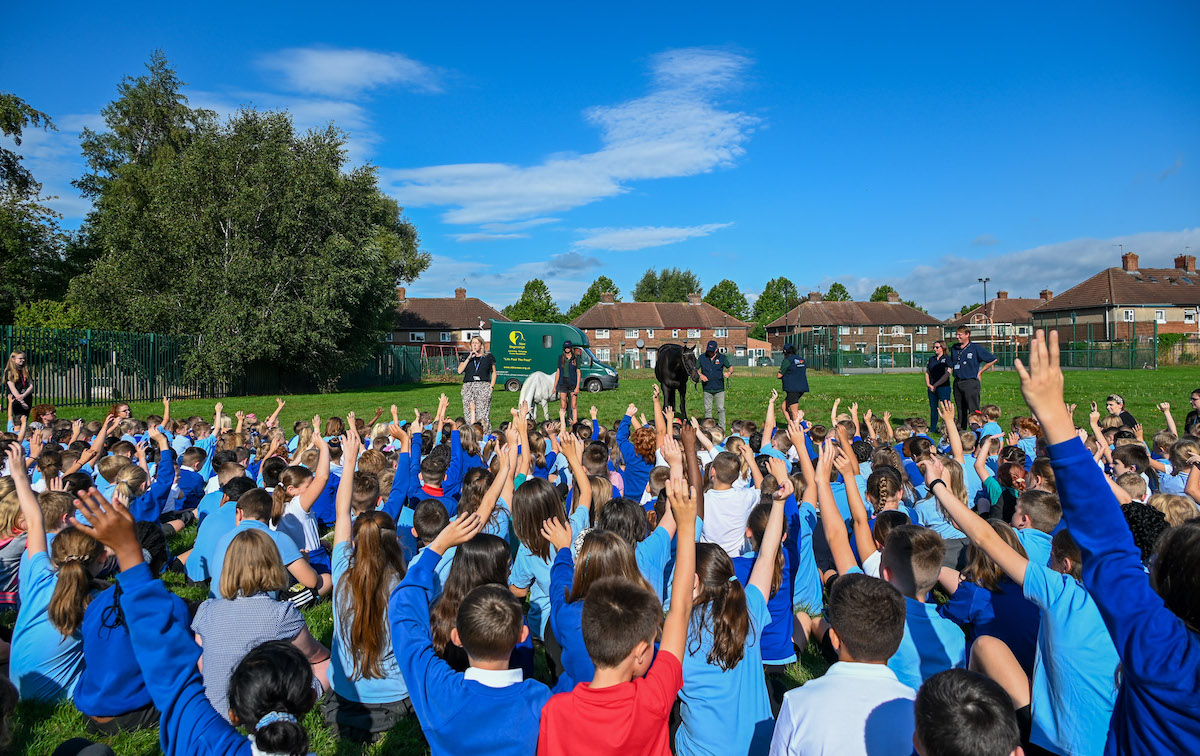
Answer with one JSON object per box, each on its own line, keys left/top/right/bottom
{"left": 394, "top": 296, "right": 509, "bottom": 330}
{"left": 571, "top": 301, "right": 750, "bottom": 330}
{"left": 948, "top": 297, "right": 1043, "bottom": 326}
{"left": 747, "top": 337, "right": 773, "bottom": 353}
{"left": 766, "top": 301, "right": 943, "bottom": 329}
{"left": 1031, "top": 267, "right": 1200, "bottom": 313}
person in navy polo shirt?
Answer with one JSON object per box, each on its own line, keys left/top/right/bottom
{"left": 698, "top": 340, "right": 733, "bottom": 427}
{"left": 950, "top": 326, "right": 996, "bottom": 429}
{"left": 777, "top": 344, "right": 809, "bottom": 418}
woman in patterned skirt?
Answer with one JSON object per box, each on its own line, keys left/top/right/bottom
{"left": 457, "top": 336, "right": 496, "bottom": 430}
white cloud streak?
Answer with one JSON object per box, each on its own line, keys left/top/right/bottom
{"left": 451, "top": 232, "right": 528, "bottom": 242}
{"left": 383, "top": 47, "right": 757, "bottom": 225}
{"left": 573, "top": 222, "right": 733, "bottom": 251}
{"left": 818, "top": 228, "right": 1200, "bottom": 319}
{"left": 256, "top": 47, "right": 442, "bottom": 97}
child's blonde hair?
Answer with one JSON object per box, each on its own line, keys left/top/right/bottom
{"left": 0, "top": 479, "right": 20, "bottom": 538}
{"left": 1147, "top": 493, "right": 1199, "bottom": 527}
{"left": 97, "top": 455, "right": 132, "bottom": 482}
{"left": 219, "top": 528, "right": 289, "bottom": 599}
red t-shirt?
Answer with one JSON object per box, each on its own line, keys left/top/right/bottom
{"left": 537, "top": 650, "right": 683, "bottom": 756}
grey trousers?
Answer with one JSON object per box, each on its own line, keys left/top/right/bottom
{"left": 703, "top": 390, "right": 726, "bottom": 428}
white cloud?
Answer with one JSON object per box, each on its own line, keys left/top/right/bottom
{"left": 383, "top": 47, "right": 756, "bottom": 225}
{"left": 819, "top": 228, "right": 1200, "bottom": 319}
{"left": 480, "top": 217, "right": 560, "bottom": 233}
{"left": 257, "top": 47, "right": 442, "bottom": 97}
{"left": 451, "top": 232, "right": 528, "bottom": 242}
{"left": 972, "top": 234, "right": 998, "bottom": 246}
{"left": 574, "top": 222, "right": 733, "bottom": 251}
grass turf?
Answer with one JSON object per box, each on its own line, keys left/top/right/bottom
{"left": 9, "top": 366, "right": 1192, "bottom": 754}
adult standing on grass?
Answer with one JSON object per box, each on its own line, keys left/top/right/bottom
{"left": 698, "top": 340, "right": 733, "bottom": 428}
{"left": 950, "top": 326, "right": 996, "bottom": 429}
{"left": 777, "top": 343, "right": 809, "bottom": 419}
{"left": 925, "top": 340, "right": 952, "bottom": 432}
{"left": 5, "top": 351, "right": 33, "bottom": 422}
{"left": 457, "top": 335, "right": 496, "bottom": 431}
{"left": 554, "top": 340, "right": 581, "bottom": 425}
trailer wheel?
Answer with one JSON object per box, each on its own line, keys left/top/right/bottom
{"left": 584, "top": 378, "right": 602, "bottom": 393}
{"left": 505, "top": 379, "right": 521, "bottom": 392}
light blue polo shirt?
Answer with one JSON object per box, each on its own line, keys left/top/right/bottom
{"left": 329, "top": 541, "right": 408, "bottom": 704}
{"left": 635, "top": 526, "right": 671, "bottom": 600}
{"left": 510, "top": 544, "right": 552, "bottom": 639}
{"left": 887, "top": 595, "right": 967, "bottom": 690}
{"left": 1023, "top": 562, "right": 1119, "bottom": 756}
{"left": 186, "top": 502, "right": 238, "bottom": 582}
{"left": 1017, "top": 528, "right": 1053, "bottom": 568}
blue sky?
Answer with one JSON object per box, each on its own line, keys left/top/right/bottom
{"left": 4, "top": 1, "right": 1198, "bottom": 317}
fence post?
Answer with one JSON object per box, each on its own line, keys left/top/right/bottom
{"left": 83, "top": 330, "right": 92, "bottom": 407}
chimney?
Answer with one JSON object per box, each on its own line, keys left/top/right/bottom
{"left": 1121, "top": 252, "right": 1139, "bottom": 272}
{"left": 455, "top": 287, "right": 467, "bottom": 299}
{"left": 396, "top": 286, "right": 407, "bottom": 302}
{"left": 1175, "top": 254, "right": 1197, "bottom": 274}
{"left": 807, "top": 291, "right": 822, "bottom": 303}
{"left": 1040, "top": 289, "right": 1053, "bottom": 302}
{"left": 996, "top": 291, "right": 1009, "bottom": 300}
{"left": 687, "top": 292, "right": 702, "bottom": 305}
{"left": 886, "top": 291, "right": 900, "bottom": 303}
{"left": 599, "top": 292, "right": 615, "bottom": 304}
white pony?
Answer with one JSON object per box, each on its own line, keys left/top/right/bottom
{"left": 517, "top": 371, "right": 557, "bottom": 420}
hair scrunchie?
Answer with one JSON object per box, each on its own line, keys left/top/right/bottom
{"left": 255, "top": 711, "right": 297, "bottom": 730}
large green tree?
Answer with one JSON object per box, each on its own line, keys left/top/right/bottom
{"left": 703, "top": 279, "right": 749, "bottom": 320}
{"left": 0, "top": 93, "right": 78, "bottom": 323}
{"left": 566, "top": 276, "right": 620, "bottom": 321}
{"left": 69, "top": 55, "right": 428, "bottom": 390}
{"left": 502, "top": 279, "right": 565, "bottom": 322}
{"left": 869, "top": 284, "right": 896, "bottom": 302}
{"left": 632, "top": 267, "right": 702, "bottom": 302}
{"left": 824, "top": 282, "right": 852, "bottom": 301}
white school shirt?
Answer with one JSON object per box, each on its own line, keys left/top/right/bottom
{"left": 701, "top": 486, "right": 760, "bottom": 557}
{"left": 768, "top": 661, "right": 916, "bottom": 756}
{"left": 276, "top": 496, "right": 321, "bottom": 552}
{"left": 204, "top": 476, "right": 221, "bottom": 495}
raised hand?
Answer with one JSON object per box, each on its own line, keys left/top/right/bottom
{"left": 626, "top": 403, "right": 637, "bottom": 417}
{"left": 938, "top": 399, "right": 955, "bottom": 424}
{"left": 665, "top": 472, "right": 697, "bottom": 522}
{"left": 770, "top": 388, "right": 779, "bottom": 403}
{"left": 1013, "top": 329, "right": 1072, "bottom": 436}
{"left": 918, "top": 454, "right": 948, "bottom": 485}
{"left": 652, "top": 384, "right": 660, "bottom": 401}
{"left": 540, "top": 517, "right": 573, "bottom": 552}
{"left": 4, "top": 445, "right": 26, "bottom": 481}
{"left": 432, "top": 512, "right": 484, "bottom": 552}
{"left": 589, "top": 406, "right": 598, "bottom": 420}
{"left": 662, "top": 434, "right": 684, "bottom": 470}
{"left": 1158, "top": 402, "right": 1171, "bottom": 414}
{"left": 71, "top": 489, "right": 141, "bottom": 569}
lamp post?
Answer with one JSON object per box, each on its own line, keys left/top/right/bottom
{"left": 978, "top": 278, "right": 991, "bottom": 340}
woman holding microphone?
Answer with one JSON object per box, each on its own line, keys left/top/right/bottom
{"left": 457, "top": 335, "right": 496, "bottom": 430}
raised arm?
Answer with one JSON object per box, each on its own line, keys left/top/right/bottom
{"left": 680, "top": 420, "right": 705, "bottom": 523}
{"left": 559, "top": 433, "right": 591, "bottom": 515}
{"left": 1158, "top": 402, "right": 1179, "bottom": 438}
{"left": 787, "top": 416, "right": 818, "bottom": 507}
{"left": 882, "top": 410, "right": 895, "bottom": 443}
{"left": 652, "top": 384, "right": 667, "bottom": 445}
{"left": 476, "top": 440, "right": 512, "bottom": 527}
{"left": 834, "top": 422, "right": 861, "bottom": 478}
{"left": 297, "top": 416, "right": 330, "bottom": 513}
{"left": 815, "top": 441, "right": 858, "bottom": 575}
{"left": 749, "top": 459, "right": 790, "bottom": 597}
{"left": 160, "top": 397, "right": 172, "bottom": 431}
{"left": 761, "top": 390, "right": 778, "bottom": 453}
{"left": 6, "top": 445, "right": 45, "bottom": 555}
{"left": 499, "top": 428, "right": 518, "bottom": 511}
{"left": 334, "top": 422, "right": 362, "bottom": 546}
{"left": 834, "top": 447, "right": 876, "bottom": 563}
{"left": 830, "top": 398, "right": 840, "bottom": 430}
{"left": 265, "top": 397, "right": 285, "bottom": 429}
{"left": 660, "top": 473, "right": 697, "bottom": 660}
{"left": 738, "top": 441, "right": 764, "bottom": 489}
{"left": 939, "top": 400, "right": 965, "bottom": 464}
{"left": 921, "top": 455, "right": 1029, "bottom": 586}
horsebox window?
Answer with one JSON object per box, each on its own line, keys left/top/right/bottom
{"left": 543, "top": 335, "right": 553, "bottom": 349}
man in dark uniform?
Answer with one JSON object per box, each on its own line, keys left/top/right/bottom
{"left": 777, "top": 344, "right": 809, "bottom": 418}
{"left": 950, "top": 326, "right": 997, "bottom": 429}
{"left": 697, "top": 340, "right": 733, "bottom": 427}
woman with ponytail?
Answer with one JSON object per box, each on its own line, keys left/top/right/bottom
{"left": 326, "top": 419, "right": 412, "bottom": 742}
{"left": 72, "top": 489, "right": 318, "bottom": 756}
{"left": 676, "top": 454, "right": 786, "bottom": 756}
{"left": 6, "top": 445, "right": 104, "bottom": 702}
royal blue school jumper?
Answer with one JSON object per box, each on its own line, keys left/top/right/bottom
{"left": 616, "top": 416, "right": 654, "bottom": 501}
{"left": 128, "top": 449, "right": 177, "bottom": 523}
{"left": 1048, "top": 437, "right": 1200, "bottom": 755}
{"left": 74, "top": 582, "right": 189, "bottom": 718}
{"left": 388, "top": 549, "right": 552, "bottom": 756}
{"left": 733, "top": 548, "right": 797, "bottom": 664}
{"left": 310, "top": 472, "right": 340, "bottom": 527}
{"left": 176, "top": 468, "right": 205, "bottom": 511}
{"left": 548, "top": 547, "right": 594, "bottom": 692}
{"left": 116, "top": 563, "right": 253, "bottom": 755}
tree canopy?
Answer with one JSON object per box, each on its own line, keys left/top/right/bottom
{"left": 502, "top": 279, "right": 565, "bottom": 322}
{"left": 566, "top": 276, "right": 620, "bottom": 321}
{"left": 824, "top": 282, "right": 851, "bottom": 301}
{"left": 869, "top": 284, "right": 896, "bottom": 302}
{"left": 632, "top": 267, "right": 702, "bottom": 302}
{"left": 703, "top": 279, "right": 749, "bottom": 321}
{"left": 67, "top": 54, "right": 428, "bottom": 390}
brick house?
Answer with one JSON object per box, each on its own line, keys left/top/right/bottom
{"left": 764, "top": 291, "right": 944, "bottom": 352}
{"left": 1030, "top": 253, "right": 1200, "bottom": 339}
{"left": 392, "top": 287, "right": 509, "bottom": 350}
{"left": 570, "top": 293, "right": 751, "bottom": 367}
{"left": 946, "top": 290, "right": 1051, "bottom": 345}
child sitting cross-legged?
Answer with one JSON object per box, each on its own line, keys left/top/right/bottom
{"left": 536, "top": 470, "right": 697, "bottom": 755}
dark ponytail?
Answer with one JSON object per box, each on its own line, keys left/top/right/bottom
{"left": 688, "top": 543, "right": 751, "bottom": 670}
{"left": 228, "top": 641, "right": 313, "bottom": 756}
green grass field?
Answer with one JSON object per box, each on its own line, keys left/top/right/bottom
{"left": 7, "top": 366, "right": 1196, "bottom": 754}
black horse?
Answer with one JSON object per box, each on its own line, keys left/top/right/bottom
{"left": 654, "top": 344, "right": 700, "bottom": 418}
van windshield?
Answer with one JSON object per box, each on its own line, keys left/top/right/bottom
{"left": 580, "top": 349, "right": 597, "bottom": 367}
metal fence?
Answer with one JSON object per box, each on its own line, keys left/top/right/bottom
{"left": 784, "top": 320, "right": 1161, "bottom": 374}
{"left": 2, "top": 325, "right": 423, "bottom": 409}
